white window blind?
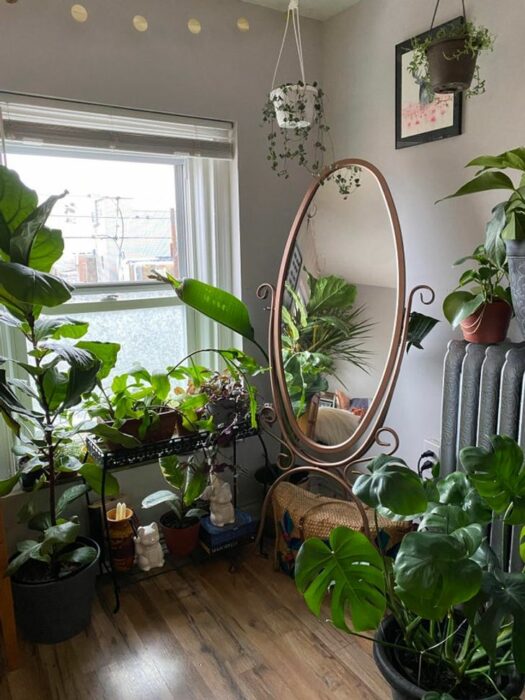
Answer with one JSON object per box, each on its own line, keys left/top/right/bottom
{"left": 0, "top": 92, "right": 234, "bottom": 160}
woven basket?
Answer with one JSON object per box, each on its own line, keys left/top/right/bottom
{"left": 272, "top": 481, "right": 411, "bottom": 575}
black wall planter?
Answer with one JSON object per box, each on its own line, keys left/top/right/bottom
{"left": 11, "top": 536, "right": 100, "bottom": 644}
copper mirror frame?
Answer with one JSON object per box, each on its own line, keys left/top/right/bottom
{"left": 258, "top": 158, "right": 434, "bottom": 471}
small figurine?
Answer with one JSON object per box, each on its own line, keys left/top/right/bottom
{"left": 202, "top": 473, "right": 236, "bottom": 527}
{"left": 134, "top": 522, "right": 165, "bottom": 571}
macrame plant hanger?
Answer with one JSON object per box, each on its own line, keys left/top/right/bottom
{"left": 271, "top": 0, "right": 307, "bottom": 94}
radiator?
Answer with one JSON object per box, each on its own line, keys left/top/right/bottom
{"left": 441, "top": 340, "right": 525, "bottom": 571}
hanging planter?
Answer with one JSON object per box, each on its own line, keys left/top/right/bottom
{"left": 262, "top": 0, "right": 359, "bottom": 198}
{"left": 408, "top": 1, "right": 494, "bottom": 97}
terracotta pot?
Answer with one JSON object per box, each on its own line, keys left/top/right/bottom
{"left": 160, "top": 513, "right": 201, "bottom": 558}
{"left": 106, "top": 507, "right": 135, "bottom": 572}
{"left": 460, "top": 300, "right": 512, "bottom": 344}
{"left": 426, "top": 37, "right": 477, "bottom": 94}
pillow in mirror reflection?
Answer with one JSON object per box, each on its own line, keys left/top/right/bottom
{"left": 315, "top": 406, "right": 361, "bottom": 445}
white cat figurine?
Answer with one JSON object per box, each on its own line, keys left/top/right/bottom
{"left": 134, "top": 522, "right": 165, "bottom": 571}
{"left": 202, "top": 473, "right": 235, "bottom": 528}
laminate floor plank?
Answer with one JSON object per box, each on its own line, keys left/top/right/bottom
{"left": 4, "top": 547, "right": 390, "bottom": 700}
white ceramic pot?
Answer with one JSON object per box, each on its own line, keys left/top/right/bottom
{"left": 270, "top": 84, "right": 318, "bottom": 129}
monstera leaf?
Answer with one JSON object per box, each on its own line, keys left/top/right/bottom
{"left": 354, "top": 454, "right": 428, "bottom": 517}
{"left": 460, "top": 435, "right": 525, "bottom": 524}
{"left": 437, "top": 472, "right": 492, "bottom": 524}
{"left": 473, "top": 570, "right": 525, "bottom": 672}
{"left": 295, "top": 527, "right": 386, "bottom": 633}
{"left": 394, "top": 527, "right": 483, "bottom": 620}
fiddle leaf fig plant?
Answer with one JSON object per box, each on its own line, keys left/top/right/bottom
{"left": 0, "top": 165, "right": 117, "bottom": 580}
{"left": 295, "top": 434, "right": 525, "bottom": 697}
{"left": 442, "top": 244, "right": 511, "bottom": 328}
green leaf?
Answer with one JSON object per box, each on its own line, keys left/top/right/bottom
{"left": 439, "top": 171, "right": 516, "bottom": 202}
{"left": 306, "top": 274, "right": 357, "bottom": 315}
{"left": 295, "top": 527, "right": 386, "bottom": 633}
{"left": 58, "top": 545, "right": 97, "bottom": 567}
{"left": 0, "top": 473, "right": 20, "bottom": 496}
{"left": 56, "top": 483, "right": 91, "bottom": 516}
{"left": 159, "top": 455, "right": 184, "bottom": 489}
{"left": 353, "top": 459, "right": 427, "bottom": 517}
{"left": 520, "top": 526, "right": 525, "bottom": 564}
{"left": 460, "top": 435, "right": 525, "bottom": 523}
{"left": 0, "top": 167, "right": 38, "bottom": 253}
{"left": 34, "top": 316, "right": 89, "bottom": 342}
{"left": 0, "top": 261, "right": 72, "bottom": 308}
{"left": 6, "top": 539, "right": 42, "bottom": 577}
{"left": 394, "top": 529, "right": 483, "bottom": 620}
{"left": 442, "top": 291, "right": 484, "bottom": 328}
{"left": 183, "top": 467, "right": 207, "bottom": 507}
{"left": 501, "top": 209, "right": 525, "bottom": 242}
{"left": 90, "top": 425, "right": 138, "bottom": 448}
{"left": 41, "top": 520, "right": 81, "bottom": 553}
{"left": 437, "top": 472, "right": 492, "bottom": 524}
{"left": 151, "top": 372, "right": 170, "bottom": 402}
{"left": 142, "top": 489, "right": 177, "bottom": 509}
{"left": 485, "top": 203, "right": 507, "bottom": 264}
{"left": 474, "top": 570, "right": 525, "bottom": 672}
{"left": 407, "top": 311, "right": 439, "bottom": 353}
{"left": 76, "top": 341, "right": 120, "bottom": 380}
{"left": 27, "top": 228, "right": 64, "bottom": 273}
{"left": 10, "top": 193, "right": 66, "bottom": 267}
{"left": 79, "top": 462, "right": 120, "bottom": 497}
{"left": 467, "top": 150, "right": 525, "bottom": 172}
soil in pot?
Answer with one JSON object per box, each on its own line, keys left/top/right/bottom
{"left": 426, "top": 37, "right": 477, "bottom": 94}
{"left": 460, "top": 299, "right": 512, "bottom": 344}
{"left": 160, "top": 512, "right": 201, "bottom": 558}
{"left": 11, "top": 536, "right": 100, "bottom": 644}
{"left": 374, "top": 615, "right": 524, "bottom": 700}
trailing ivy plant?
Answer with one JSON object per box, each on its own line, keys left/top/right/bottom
{"left": 295, "top": 435, "right": 525, "bottom": 698}
{"left": 408, "top": 20, "right": 495, "bottom": 98}
{"left": 0, "top": 166, "right": 119, "bottom": 579}
{"left": 262, "top": 81, "right": 362, "bottom": 198}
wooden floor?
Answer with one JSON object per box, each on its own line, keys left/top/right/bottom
{"left": 1, "top": 547, "right": 389, "bottom": 700}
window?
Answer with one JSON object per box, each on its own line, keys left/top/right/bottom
{"left": 0, "top": 93, "right": 239, "bottom": 477}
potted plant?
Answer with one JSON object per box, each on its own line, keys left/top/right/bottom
{"left": 294, "top": 435, "right": 525, "bottom": 699}
{"left": 0, "top": 166, "right": 119, "bottom": 643}
{"left": 443, "top": 244, "right": 512, "bottom": 343}
{"left": 142, "top": 454, "right": 208, "bottom": 558}
{"left": 440, "top": 148, "right": 525, "bottom": 338}
{"left": 409, "top": 17, "right": 494, "bottom": 96}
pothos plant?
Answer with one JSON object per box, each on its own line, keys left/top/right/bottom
{"left": 408, "top": 20, "right": 495, "bottom": 98}
{"left": 294, "top": 435, "right": 525, "bottom": 699}
{"left": 0, "top": 166, "right": 119, "bottom": 579}
{"left": 443, "top": 244, "right": 512, "bottom": 329}
{"left": 262, "top": 82, "right": 363, "bottom": 198}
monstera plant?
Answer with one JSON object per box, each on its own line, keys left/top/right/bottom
{"left": 294, "top": 436, "right": 525, "bottom": 699}
{"left": 0, "top": 165, "right": 119, "bottom": 644}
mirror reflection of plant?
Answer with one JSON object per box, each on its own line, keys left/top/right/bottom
{"left": 443, "top": 244, "right": 512, "bottom": 328}
{"left": 408, "top": 20, "right": 494, "bottom": 98}
{"left": 282, "top": 271, "right": 373, "bottom": 416}
{"left": 294, "top": 435, "right": 525, "bottom": 697}
{"left": 262, "top": 82, "right": 362, "bottom": 198}
{"left": 0, "top": 166, "right": 119, "bottom": 579}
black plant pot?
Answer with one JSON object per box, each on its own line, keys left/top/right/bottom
{"left": 506, "top": 239, "right": 525, "bottom": 338}
{"left": 374, "top": 615, "right": 524, "bottom": 700}
{"left": 11, "top": 536, "right": 100, "bottom": 644}
{"left": 426, "top": 37, "right": 477, "bottom": 94}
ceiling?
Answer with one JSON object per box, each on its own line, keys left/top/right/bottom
{"left": 241, "top": 0, "right": 361, "bottom": 22}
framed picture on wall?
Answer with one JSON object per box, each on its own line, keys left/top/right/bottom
{"left": 395, "top": 18, "right": 463, "bottom": 149}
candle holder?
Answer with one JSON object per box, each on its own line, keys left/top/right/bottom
{"left": 106, "top": 507, "right": 135, "bottom": 573}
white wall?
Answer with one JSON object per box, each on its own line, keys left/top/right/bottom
{"left": 322, "top": 0, "right": 525, "bottom": 465}
{"left": 0, "top": 0, "right": 322, "bottom": 546}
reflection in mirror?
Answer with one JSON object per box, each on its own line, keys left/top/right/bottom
{"left": 281, "top": 164, "right": 399, "bottom": 447}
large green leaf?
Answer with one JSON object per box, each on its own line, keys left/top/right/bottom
{"left": 142, "top": 489, "right": 178, "bottom": 509}
{"left": 27, "top": 228, "right": 64, "bottom": 273}
{"left": 295, "top": 527, "right": 386, "bottom": 633}
{"left": 6, "top": 539, "right": 43, "bottom": 577}
{"left": 89, "top": 423, "right": 141, "bottom": 449}
{"left": 353, "top": 457, "right": 428, "bottom": 517}
{"left": 76, "top": 341, "right": 120, "bottom": 380}
{"left": 34, "top": 316, "right": 89, "bottom": 342}
{"left": 306, "top": 274, "right": 357, "bottom": 315}
{"left": 442, "top": 291, "right": 484, "bottom": 328}
{"left": 0, "top": 261, "right": 72, "bottom": 308}
{"left": 58, "top": 545, "right": 97, "bottom": 567}
{"left": 0, "top": 167, "right": 38, "bottom": 253}
{"left": 56, "top": 483, "right": 91, "bottom": 516}
{"left": 473, "top": 570, "right": 525, "bottom": 672}
{"left": 439, "top": 171, "right": 516, "bottom": 202}
{"left": 436, "top": 472, "right": 492, "bottom": 524}
{"left": 159, "top": 455, "right": 185, "bottom": 489}
{"left": 155, "top": 272, "right": 257, "bottom": 346}
{"left": 10, "top": 193, "right": 66, "bottom": 267}
{"left": 460, "top": 435, "right": 525, "bottom": 524}
{"left": 484, "top": 203, "right": 507, "bottom": 264}
{"left": 467, "top": 149, "right": 525, "bottom": 173}
{"left": 394, "top": 528, "right": 483, "bottom": 620}
{"left": 183, "top": 466, "right": 207, "bottom": 507}
{"left": 0, "top": 473, "right": 20, "bottom": 496}
{"left": 79, "top": 461, "right": 120, "bottom": 497}
{"left": 501, "top": 209, "right": 525, "bottom": 242}
{"left": 41, "top": 520, "right": 80, "bottom": 553}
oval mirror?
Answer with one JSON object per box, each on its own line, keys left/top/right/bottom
{"left": 273, "top": 159, "right": 405, "bottom": 454}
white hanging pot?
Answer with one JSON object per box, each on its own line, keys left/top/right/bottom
{"left": 270, "top": 83, "right": 318, "bottom": 129}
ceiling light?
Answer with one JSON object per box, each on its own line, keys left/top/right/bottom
{"left": 237, "top": 17, "right": 250, "bottom": 32}
{"left": 71, "top": 4, "right": 88, "bottom": 22}
{"left": 133, "top": 15, "right": 148, "bottom": 32}
{"left": 188, "top": 18, "right": 202, "bottom": 34}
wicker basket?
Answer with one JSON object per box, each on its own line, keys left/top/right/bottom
{"left": 272, "top": 481, "right": 411, "bottom": 575}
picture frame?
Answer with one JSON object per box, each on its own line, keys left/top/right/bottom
{"left": 395, "top": 18, "right": 463, "bottom": 149}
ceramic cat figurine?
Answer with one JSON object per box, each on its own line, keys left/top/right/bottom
{"left": 202, "top": 473, "right": 235, "bottom": 527}
{"left": 134, "top": 522, "right": 165, "bottom": 571}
